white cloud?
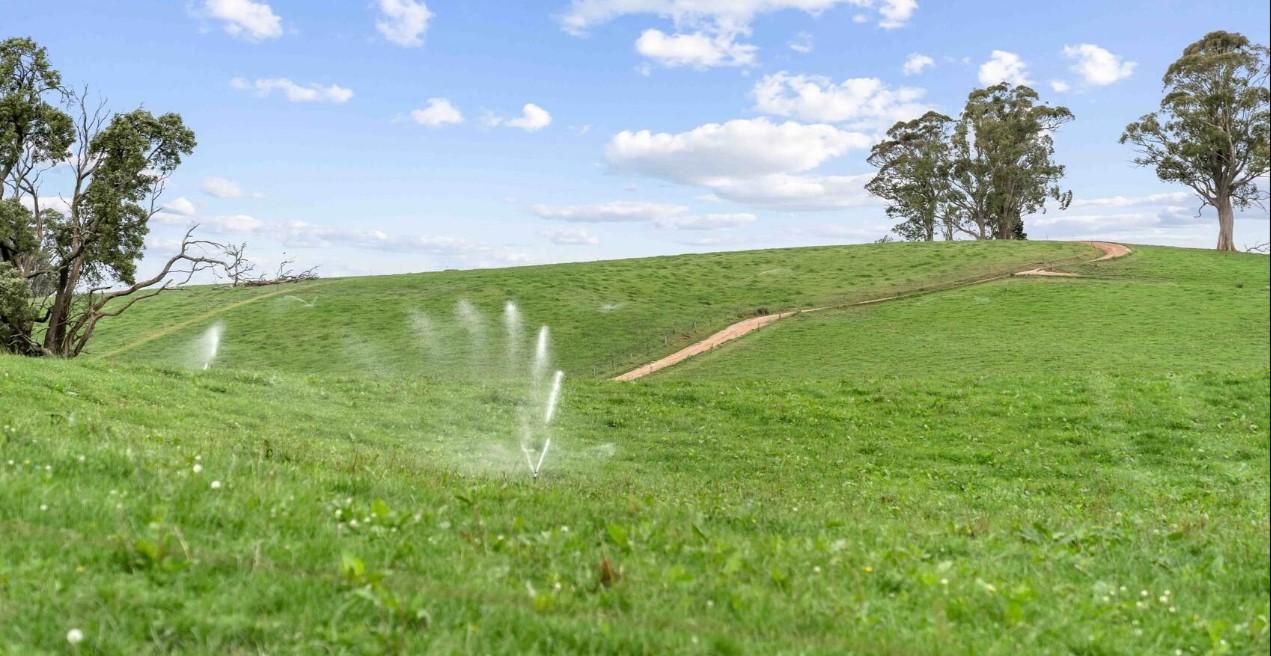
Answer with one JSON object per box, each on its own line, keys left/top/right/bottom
{"left": 1063, "top": 43, "right": 1136, "bottom": 86}
{"left": 635, "top": 29, "right": 756, "bottom": 68}
{"left": 18, "top": 196, "right": 71, "bottom": 216}
{"left": 163, "top": 197, "right": 197, "bottom": 216}
{"left": 201, "top": 0, "right": 282, "bottom": 41}
{"left": 1025, "top": 189, "right": 1268, "bottom": 245}
{"left": 201, "top": 177, "right": 244, "bottom": 199}
{"left": 703, "top": 173, "right": 876, "bottom": 209}
{"left": 204, "top": 214, "right": 264, "bottom": 233}
{"left": 267, "top": 222, "right": 535, "bottom": 266}
{"left": 375, "top": 0, "right": 433, "bottom": 47}
{"left": 655, "top": 212, "right": 757, "bottom": 230}
{"left": 1050, "top": 79, "right": 1072, "bottom": 93}
{"left": 559, "top": 1, "right": 858, "bottom": 35}
{"left": 1069, "top": 191, "right": 1193, "bottom": 209}
{"left": 531, "top": 201, "right": 685, "bottom": 223}
{"left": 275, "top": 220, "right": 473, "bottom": 252}
{"left": 533, "top": 201, "right": 759, "bottom": 230}
{"left": 410, "top": 98, "right": 463, "bottom": 127}
{"left": 902, "top": 53, "right": 934, "bottom": 75}
{"left": 752, "top": 72, "right": 928, "bottom": 129}
{"left": 231, "top": 77, "right": 353, "bottom": 103}
{"left": 789, "top": 31, "right": 814, "bottom": 54}
{"left": 560, "top": 1, "right": 913, "bottom": 69}
{"left": 608, "top": 118, "right": 869, "bottom": 181}
{"left": 543, "top": 226, "right": 601, "bottom": 245}
{"left": 606, "top": 118, "right": 875, "bottom": 209}
{"left": 490, "top": 103, "right": 552, "bottom": 132}
{"left": 978, "top": 50, "right": 1029, "bottom": 86}
{"left": 876, "top": 0, "right": 917, "bottom": 29}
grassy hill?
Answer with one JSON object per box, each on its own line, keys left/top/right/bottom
{"left": 1, "top": 241, "right": 1267, "bottom": 654}
{"left": 661, "top": 246, "right": 1270, "bottom": 380}
{"left": 86, "top": 241, "right": 1091, "bottom": 379}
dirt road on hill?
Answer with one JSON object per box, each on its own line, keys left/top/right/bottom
{"left": 613, "top": 241, "right": 1131, "bottom": 381}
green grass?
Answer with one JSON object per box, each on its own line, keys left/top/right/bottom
{"left": 660, "top": 246, "right": 1270, "bottom": 381}
{"left": 1, "top": 241, "right": 1267, "bottom": 654}
{"left": 86, "top": 241, "right": 1092, "bottom": 379}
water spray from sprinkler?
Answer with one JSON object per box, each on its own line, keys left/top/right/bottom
{"left": 199, "top": 321, "right": 224, "bottom": 370}
{"left": 529, "top": 370, "right": 565, "bottom": 479}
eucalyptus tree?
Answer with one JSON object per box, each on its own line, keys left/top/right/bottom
{"left": 866, "top": 84, "right": 1073, "bottom": 241}
{"left": 1121, "top": 31, "right": 1269, "bottom": 252}
{"left": 947, "top": 83, "right": 1074, "bottom": 240}
{"left": 866, "top": 111, "right": 957, "bottom": 241}
{"left": 1, "top": 37, "right": 223, "bottom": 356}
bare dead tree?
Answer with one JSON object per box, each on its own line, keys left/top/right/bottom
{"left": 62, "top": 225, "right": 227, "bottom": 356}
{"left": 221, "top": 241, "right": 256, "bottom": 287}
{"left": 241, "top": 255, "right": 319, "bottom": 287}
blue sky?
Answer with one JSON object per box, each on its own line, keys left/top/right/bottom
{"left": 6, "top": 0, "right": 1270, "bottom": 277}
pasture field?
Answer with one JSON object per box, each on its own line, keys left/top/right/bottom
{"left": 0, "top": 242, "right": 1267, "bottom": 654}
{"left": 85, "top": 241, "right": 1091, "bottom": 379}
{"left": 662, "top": 246, "right": 1270, "bottom": 381}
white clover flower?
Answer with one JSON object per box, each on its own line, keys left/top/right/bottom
{"left": 210, "top": 480, "right": 222, "bottom": 490}
{"left": 192, "top": 463, "right": 203, "bottom": 474}
{"left": 67, "top": 628, "right": 84, "bottom": 645}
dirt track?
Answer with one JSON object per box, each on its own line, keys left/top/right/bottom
{"left": 613, "top": 242, "right": 1131, "bottom": 381}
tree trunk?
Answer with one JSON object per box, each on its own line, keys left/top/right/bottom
{"left": 1216, "top": 195, "right": 1236, "bottom": 252}
{"left": 43, "top": 253, "right": 83, "bottom": 356}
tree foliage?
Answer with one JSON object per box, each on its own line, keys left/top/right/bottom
{"left": 1121, "top": 31, "right": 1270, "bottom": 251}
{"left": 866, "top": 111, "right": 956, "bottom": 241}
{"left": 867, "top": 83, "right": 1073, "bottom": 241}
{"left": 1, "top": 37, "right": 224, "bottom": 357}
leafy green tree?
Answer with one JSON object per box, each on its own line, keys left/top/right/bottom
{"left": 866, "top": 111, "right": 957, "bottom": 241}
{"left": 867, "top": 84, "right": 1073, "bottom": 241}
{"left": 947, "top": 83, "right": 1073, "bottom": 240}
{"left": 1121, "top": 31, "right": 1269, "bottom": 252}
{"left": 1, "top": 37, "right": 224, "bottom": 357}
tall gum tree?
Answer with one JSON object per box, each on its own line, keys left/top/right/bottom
{"left": 1122, "top": 31, "right": 1270, "bottom": 252}
{"left": 866, "top": 111, "right": 957, "bottom": 242}
{"left": 866, "top": 84, "right": 1073, "bottom": 241}
{"left": 950, "top": 84, "right": 1073, "bottom": 240}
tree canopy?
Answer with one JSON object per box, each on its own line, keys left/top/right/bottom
{"left": 1121, "top": 30, "right": 1270, "bottom": 251}
{"left": 1, "top": 37, "right": 223, "bottom": 357}
{"left": 867, "top": 83, "right": 1073, "bottom": 241}
{"left": 866, "top": 111, "right": 956, "bottom": 242}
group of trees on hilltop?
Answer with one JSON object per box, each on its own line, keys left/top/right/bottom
{"left": 868, "top": 31, "right": 1270, "bottom": 251}
{"left": 866, "top": 84, "right": 1073, "bottom": 242}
